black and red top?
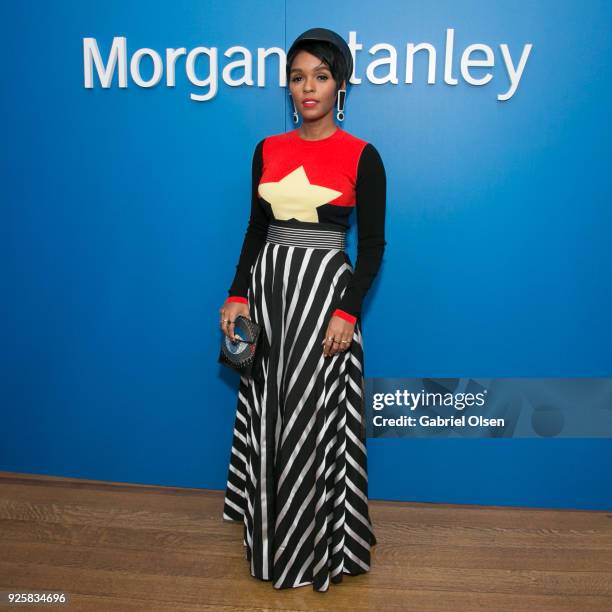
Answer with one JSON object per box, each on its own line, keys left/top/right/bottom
{"left": 226, "top": 126, "right": 387, "bottom": 324}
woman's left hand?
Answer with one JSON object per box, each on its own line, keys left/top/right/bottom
{"left": 322, "top": 315, "right": 354, "bottom": 357}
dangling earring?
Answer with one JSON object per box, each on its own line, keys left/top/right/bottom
{"left": 289, "top": 93, "right": 299, "bottom": 124}
{"left": 336, "top": 88, "right": 346, "bottom": 122}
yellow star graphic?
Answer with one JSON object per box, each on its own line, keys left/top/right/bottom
{"left": 258, "top": 166, "right": 343, "bottom": 222}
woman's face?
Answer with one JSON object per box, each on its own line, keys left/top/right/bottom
{"left": 288, "top": 50, "right": 345, "bottom": 122}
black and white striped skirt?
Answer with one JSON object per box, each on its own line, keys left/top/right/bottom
{"left": 222, "top": 219, "right": 377, "bottom": 592}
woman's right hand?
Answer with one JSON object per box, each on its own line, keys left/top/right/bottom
{"left": 219, "top": 299, "right": 250, "bottom": 342}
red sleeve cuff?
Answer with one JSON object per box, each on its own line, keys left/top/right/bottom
{"left": 226, "top": 296, "right": 248, "bottom": 304}
{"left": 332, "top": 308, "right": 357, "bottom": 324}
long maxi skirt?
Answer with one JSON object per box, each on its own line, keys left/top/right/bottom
{"left": 222, "top": 219, "right": 377, "bottom": 592}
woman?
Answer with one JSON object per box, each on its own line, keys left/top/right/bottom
{"left": 220, "top": 27, "right": 386, "bottom": 592}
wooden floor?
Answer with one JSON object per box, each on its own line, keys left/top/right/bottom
{"left": 0, "top": 472, "right": 611, "bottom": 611}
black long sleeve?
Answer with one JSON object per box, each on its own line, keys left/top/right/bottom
{"left": 227, "top": 138, "right": 266, "bottom": 298}
{"left": 334, "top": 143, "right": 387, "bottom": 318}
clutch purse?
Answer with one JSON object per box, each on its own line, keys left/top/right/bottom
{"left": 218, "top": 315, "right": 261, "bottom": 375}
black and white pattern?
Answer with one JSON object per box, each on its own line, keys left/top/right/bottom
{"left": 223, "top": 222, "right": 377, "bottom": 592}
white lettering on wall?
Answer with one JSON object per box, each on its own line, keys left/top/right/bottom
{"left": 83, "top": 29, "right": 533, "bottom": 102}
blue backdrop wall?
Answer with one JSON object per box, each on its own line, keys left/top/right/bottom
{"left": 2, "top": 0, "right": 611, "bottom": 510}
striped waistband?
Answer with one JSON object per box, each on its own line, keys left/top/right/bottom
{"left": 266, "top": 223, "right": 346, "bottom": 250}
